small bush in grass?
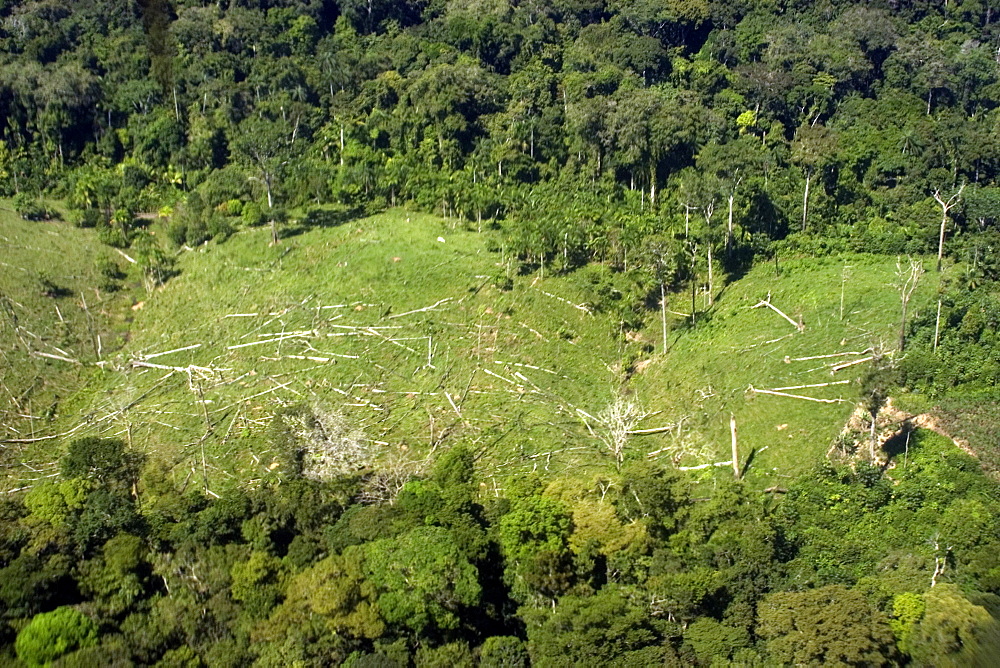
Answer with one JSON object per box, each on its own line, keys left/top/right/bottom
{"left": 13, "top": 193, "right": 49, "bottom": 221}
{"left": 242, "top": 201, "right": 265, "bottom": 227}
{"left": 96, "top": 257, "right": 125, "bottom": 292}
{"left": 70, "top": 207, "right": 103, "bottom": 228}
{"left": 96, "top": 220, "right": 129, "bottom": 248}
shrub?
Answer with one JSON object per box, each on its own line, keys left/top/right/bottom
{"left": 96, "top": 221, "right": 129, "bottom": 248}
{"left": 95, "top": 257, "right": 125, "bottom": 292}
{"left": 242, "top": 201, "right": 265, "bottom": 227}
{"left": 13, "top": 192, "right": 48, "bottom": 221}
{"left": 70, "top": 207, "right": 102, "bottom": 228}
{"left": 198, "top": 164, "right": 252, "bottom": 208}
{"left": 207, "top": 214, "right": 234, "bottom": 240}
{"left": 220, "top": 198, "right": 244, "bottom": 216}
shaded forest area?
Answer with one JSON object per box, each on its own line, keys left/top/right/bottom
{"left": 3, "top": 431, "right": 1000, "bottom": 665}
{"left": 3, "top": 0, "right": 1000, "bottom": 665}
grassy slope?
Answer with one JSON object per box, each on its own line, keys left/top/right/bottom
{"left": 3, "top": 209, "right": 945, "bottom": 491}
{"left": 633, "top": 254, "right": 937, "bottom": 482}
{"left": 0, "top": 204, "right": 133, "bottom": 483}
{"left": 49, "top": 211, "right": 626, "bottom": 493}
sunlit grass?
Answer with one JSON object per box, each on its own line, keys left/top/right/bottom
{"left": 4, "top": 205, "right": 946, "bottom": 491}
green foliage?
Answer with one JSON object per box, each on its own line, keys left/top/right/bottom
{"left": 167, "top": 193, "right": 210, "bottom": 247}
{"left": 76, "top": 533, "right": 151, "bottom": 619}
{"left": 25, "top": 478, "right": 91, "bottom": 526}
{"left": 478, "top": 636, "right": 529, "bottom": 668}
{"left": 15, "top": 607, "right": 98, "bottom": 666}
{"left": 61, "top": 437, "right": 142, "bottom": 490}
{"left": 413, "top": 641, "right": 474, "bottom": 667}
{"left": 230, "top": 550, "right": 286, "bottom": 619}
{"left": 757, "top": 585, "right": 899, "bottom": 666}
{"left": 890, "top": 592, "right": 925, "bottom": 647}
{"left": 13, "top": 192, "right": 51, "bottom": 221}
{"left": 259, "top": 546, "right": 384, "bottom": 643}
{"left": 683, "top": 618, "right": 751, "bottom": 664}
{"left": 5, "top": 0, "right": 1000, "bottom": 663}
{"left": 0, "top": 552, "right": 75, "bottom": 618}
{"left": 615, "top": 461, "right": 687, "bottom": 539}
{"left": 905, "top": 584, "right": 1000, "bottom": 666}
{"left": 432, "top": 446, "right": 476, "bottom": 505}
{"left": 524, "top": 586, "right": 666, "bottom": 666}
{"left": 365, "top": 526, "right": 482, "bottom": 634}
{"left": 131, "top": 230, "right": 175, "bottom": 292}
{"left": 498, "top": 495, "right": 573, "bottom": 566}
{"left": 95, "top": 256, "right": 125, "bottom": 292}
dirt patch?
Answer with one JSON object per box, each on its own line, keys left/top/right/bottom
{"left": 882, "top": 398, "right": 977, "bottom": 459}
{"left": 836, "top": 397, "right": 977, "bottom": 461}
{"left": 632, "top": 358, "right": 653, "bottom": 375}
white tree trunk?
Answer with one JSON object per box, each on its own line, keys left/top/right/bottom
{"left": 937, "top": 211, "right": 948, "bottom": 271}
{"left": 727, "top": 193, "right": 735, "bottom": 254}
{"left": 707, "top": 243, "right": 714, "bottom": 307}
{"left": 802, "top": 172, "right": 811, "bottom": 232}
{"left": 660, "top": 283, "right": 667, "bottom": 354}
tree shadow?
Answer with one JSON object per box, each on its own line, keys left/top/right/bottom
{"left": 882, "top": 419, "right": 915, "bottom": 467}
{"left": 281, "top": 206, "right": 361, "bottom": 240}
{"left": 741, "top": 447, "right": 759, "bottom": 478}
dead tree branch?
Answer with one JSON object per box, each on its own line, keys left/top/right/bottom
{"left": 752, "top": 292, "right": 804, "bottom": 332}
{"left": 748, "top": 385, "right": 845, "bottom": 403}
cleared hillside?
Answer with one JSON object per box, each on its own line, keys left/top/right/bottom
{"left": 0, "top": 204, "right": 134, "bottom": 486}
{"left": 634, "top": 254, "right": 937, "bottom": 482}
{"left": 2, "top": 209, "right": 948, "bottom": 493}
{"left": 38, "top": 211, "right": 627, "bottom": 493}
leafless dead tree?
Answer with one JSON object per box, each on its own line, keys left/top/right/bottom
{"left": 358, "top": 448, "right": 424, "bottom": 504}
{"left": 895, "top": 256, "right": 924, "bottom": 351}
{"left": 285, "top": 404, "right": 372, "bottom": 481}
{"left": 597, "top": 395, "right": 651, "bottom": 470}
{"left": 933, "top": 183, "right": 965, "bottom": 272}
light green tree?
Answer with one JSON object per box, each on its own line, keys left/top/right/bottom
{"left": 15, "top": 607, "right": 99, "bottom": 666}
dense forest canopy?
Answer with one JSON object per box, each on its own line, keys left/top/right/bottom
{"left": 3, "top": 0, "right": 1000, "bottom": 665}
{"left": 1, "top": 0, "right": 998, "bottom": 269}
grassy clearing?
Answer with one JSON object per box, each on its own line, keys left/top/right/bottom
{"left": 40, "top": 211, "right": 628, "bottom": 493}
{"left": 4, "top": 207, "right": 947, "bottom": 491}
{"left": 631, "top": 254, "right": 940, "bottom": 482}
{"left": 0, "top": 203, "right": 135, "bottom": 481}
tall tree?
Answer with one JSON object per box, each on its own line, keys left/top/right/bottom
{"left": 791, "top": 124, "right": 838, "bottom": 233}
{"left": 233, "top": 115, "right": 294, "bottom": 245}
{"left": 757, "top": 585, "right": 898, "bottom": 666}
{"left": 933, "top": 183, "right": 966, "bottom": 271}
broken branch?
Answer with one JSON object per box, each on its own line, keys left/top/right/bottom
{"left": 386, "top": 298, "right": 452, "bottom": 319}
{"left": 751, "top": 292, "right": 804, "bottom": 332}
{"left": 831, "top": 356, "right": 875, "bottom": 372}
{"left": 748, "top": 385, "right": 845, "bottom": 403}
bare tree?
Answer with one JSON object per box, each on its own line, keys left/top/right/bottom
{"left": 596, "top": 395, "right": 651, "bottom": 470}
{"left": 284, "top": 404, "right": 372, "bottom": 481}
{"left": 703, "top": 198, "right": 717, "bottom": 307}
{"left": 359, "top": 449, "right": 424, "bottom": 504}
{"left": 895, "top": 257, "right": 924, "bottom": 352}
{"left": 932, "top": 183, "right": 965, "bottom": 272}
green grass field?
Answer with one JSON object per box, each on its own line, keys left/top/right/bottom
{"left": 0, "top": 204, "right": 135, "bottom": 486}
{"left": 2, "top": 208, "right": 946, "bottom": 492}
{"left": 29, "top": 211, "right": 630, "bottom": 494}
{"left": 633, "top": 254, "right": 937, "bottom": 482}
